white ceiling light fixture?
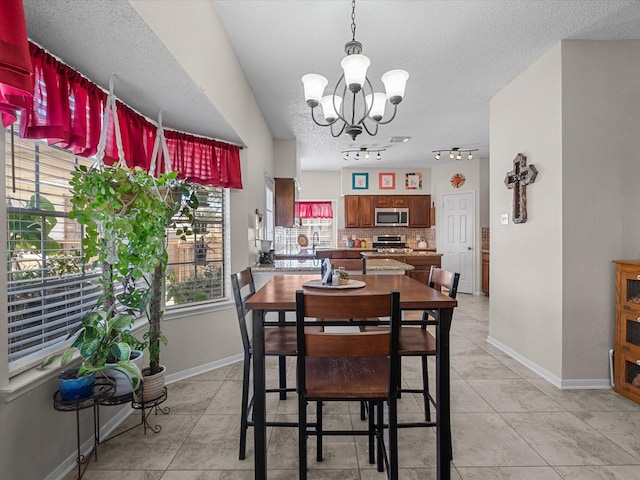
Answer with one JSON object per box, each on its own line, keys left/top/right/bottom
{"left": 301, "top": 0, "right": 409, "bottom": 141}
{"left": 342, "top": 146, "right": 386, "bottom": 161}
{"left": 433, "top": 147, "right": 479, "bottom": 161}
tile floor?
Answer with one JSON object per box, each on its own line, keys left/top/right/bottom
{"left": 75, "top": 294, "right": 640, "bottom": 479}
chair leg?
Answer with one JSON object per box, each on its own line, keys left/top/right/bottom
{"left": 388, "top": 396, "right": 399, "bottom": 480}
{"left": 298, "top": 395, "right": 307, "bottom": 480}
{"left": 316, "top": 401, "right": 323, "bottom": 462}
{"left": 422, "top": 355, "right": 431, "bottom": 421}
{"left": 397, "top": 356, "right": 402, "bottom": 398}
{"left": 376, "top": 400, "right": 384, "bottom": 472}
{"left": 239, "top": 353, "right": 251, "bottom": 460}
{"left": 368, "top": 401, "right": 375, "bottom": 464}
{"left": 278, "top": 355, "right": 287, "bottom": 400}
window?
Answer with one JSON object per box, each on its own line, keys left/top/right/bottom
{"left": 165, "top": 186, "right": 226, "bottom": 307}
{"left": 6, "top": 125, "right": 100, "bottom": 372}
{"left": 275, "top": 217, "right": 334, "bottom": 254}
{"left": 5, "top": 123, "right": 228, "bottom": 372}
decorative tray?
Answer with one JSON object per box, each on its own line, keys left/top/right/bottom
{"left": 302, "top": 279, "right": 366, "bottom": 290}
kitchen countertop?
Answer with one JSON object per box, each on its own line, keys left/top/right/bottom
{"left": 362, "top": 251, "right": 443, "bottom": 258}
{"left": 252, "top": 258, "right": 414, "bottom": 272}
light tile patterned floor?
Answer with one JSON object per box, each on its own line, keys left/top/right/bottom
{"left": 73, "top": 294, "right": 640, "bottom": 479}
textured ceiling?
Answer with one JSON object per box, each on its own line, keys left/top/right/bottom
{"left": 21, "top": 1, "right": 640, "bottom": 171}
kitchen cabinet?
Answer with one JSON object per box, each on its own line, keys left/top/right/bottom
{"left": 344, "top": 195, "right": 374, "bottom": 228}
{"left": 482, "top": 251, "right": 490, "bottom": 295}
{"left": 407, "top": 195, "right": 431, "bottom": 227}
{"left": 274, "top": 178, "right": 295, "bottom": 227}
{"left": 375, "top": 195, "right": 407, "bottom": 208}
{"left": 402, "top": 254, "right": 441, "bottom": 284}
{"left": 613, "top": 260, "right": 640, "bottom": 405}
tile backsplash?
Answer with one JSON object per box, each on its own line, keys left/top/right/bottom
{"left": 337, "top": 228, "right": 436, "bottom": 249}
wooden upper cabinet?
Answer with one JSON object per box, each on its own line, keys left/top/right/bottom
{"left": 375, "top": 195, "right": 407, "bottom": 208}
{"left": 274, "top": 178, "right": 295, "bottom": 227}
{"left": 345, "top": 195, "right": 374, "bottom": 228}
{"left": 407, "top": 195, "right": 431, "bottom": 227}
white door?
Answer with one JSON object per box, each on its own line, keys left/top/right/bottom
{"left": 441, "top": 192, "right": 475, "bottom": 294}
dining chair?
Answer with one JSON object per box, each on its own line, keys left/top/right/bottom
{"left": 399, "top": 265, "right": 459, "bottom": 421}
{"left": 232, "top": 268, "right": 320, "bottom": 460}
{"left": 295, "top": 289, "right": 401, "bottom": 480}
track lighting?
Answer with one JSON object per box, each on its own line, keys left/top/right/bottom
{"left": 341, "top": 146, "right": 386, "bottom": 162}
{"left": 433, "top": 147, "right": 479, "bottom": 161}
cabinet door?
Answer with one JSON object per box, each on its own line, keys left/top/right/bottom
{"left": 482, "top": 251, "right": 490, "bottom": 295}
{"left": 391, "top": 195, "right": 408, "bottom": 207}
{"left": 375, "top": 196, "right": 392, "bottom": 208}
{"left": 274, "top": 178, "right": 295, "bottom": 227}
{"left": 360, "top": 196, "right": 374, "bottom": 227}
{"left": 344, "top": 195, "right": 360, "bottom": 228}
{"left": 408, "top": 195, "right": 430, "bottom": 227}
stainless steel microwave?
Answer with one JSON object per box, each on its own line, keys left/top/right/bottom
{"left": 375, "top": 208, "right": 409, "bottom": 227}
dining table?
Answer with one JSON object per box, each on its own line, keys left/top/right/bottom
{"left": 245, "top": 273, "right": 457, "bottom": 480}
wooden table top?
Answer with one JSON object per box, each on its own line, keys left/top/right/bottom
{"left": 246, "top": 274, "right": 457, "bottom": 311}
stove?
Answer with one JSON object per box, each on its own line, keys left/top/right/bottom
{"left": 372, "top": 235, "right": 409, "bottom": 252}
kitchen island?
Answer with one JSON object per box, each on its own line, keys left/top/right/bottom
{"left": 362, "top": 251, "right": 443, "bottom": 284}
{"left": 252, "top": 258, "right": 413, "bottom": 274}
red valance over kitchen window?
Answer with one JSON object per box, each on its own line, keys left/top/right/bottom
{"left": 295, "top": 201, "right": 333, "bottom": 219}
{"left": 16, "top": 42, "right": 242, "bottom": 189}
{"left": 0, "top": 0, "right": 33, "bottom": 127}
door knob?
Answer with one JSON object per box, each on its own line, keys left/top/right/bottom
{"left": 467, "top": 247, "right": 472, "bottom": 250}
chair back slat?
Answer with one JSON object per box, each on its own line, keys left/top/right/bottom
{"left": 231, "top": 268, "right": 256, "bottom": 352}
{"left": 428, "top": 266, "right": 460, "bottom": 299}
{"left": 305, "top": 332, "right": 390, "bottom": 357}
{"left": 302, "top": 292, "right": 391, "bottom": 320}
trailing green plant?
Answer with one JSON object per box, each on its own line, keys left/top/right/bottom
{"left": 41, "top": 305, "right": 143, "bottom": 393}
{"left": 67, "top": 163, "right": 198, "bottom": 377}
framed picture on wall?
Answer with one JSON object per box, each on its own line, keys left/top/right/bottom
{"left": 379, "top": 172, "right": 395, "bottom": 190}
{"left": 352, "top": 172, "right": 369, "bottom": 190}
{"left": 405, "top": 172, "right": 422, "bottom": 190}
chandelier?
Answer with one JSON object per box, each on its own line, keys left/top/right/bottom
{"left": 433, "top": 147, "right": 479, "bottom": 161}
{"left": 342, "top": 146, "right": 386, "bottom": 161}
{"left": 301, "top": 0, "right": 409, "bottom": 141}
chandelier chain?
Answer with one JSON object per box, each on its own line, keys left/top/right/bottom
{"left": 351, "top": 0, "right": 357, "bottom": 41}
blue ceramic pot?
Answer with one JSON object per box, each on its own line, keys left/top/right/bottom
{"left": 58, "top": 370, "right": 95, "bottom": 401}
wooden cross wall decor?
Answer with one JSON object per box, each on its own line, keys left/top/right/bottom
{"left": 504, "top": 153, "right": 538, "bottom": 224}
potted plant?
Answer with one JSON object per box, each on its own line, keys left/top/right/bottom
{"left": 41, "top": 306, "right": 143, "bottom": 401}
{"left": 68, "top": 163, "right": 197, "bottom": 401}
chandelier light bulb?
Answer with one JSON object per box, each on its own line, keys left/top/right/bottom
{"left": 365, "top": 92, "right": 387, "bottom": 121}
{"left": 320, "top": 95, "right": 342, "bottom": 123}
{"left": 381, "top": 69, "right": 409, "bottom": 105}
{"left": 341, "top": 54, "right": 370, "bottom": 93}
{"left": 301, "top": 74, "right": 328, "bottom": 107}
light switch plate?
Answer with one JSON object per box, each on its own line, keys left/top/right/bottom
{"left": 501, "top": 214, "right": 509, "bottom": 225}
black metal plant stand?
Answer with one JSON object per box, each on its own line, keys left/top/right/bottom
{"left": 52, "top": 378, "right": 115, "bottom": 480}
{"left": 131, "top": 387, "right": 170, "bottom": 434}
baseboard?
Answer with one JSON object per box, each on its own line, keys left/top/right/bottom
{"left": 486, "top": 336, "right": 611, "bottom": 390}
{"left": 165, "top": 353, "right": 243, "bottom": 385}
{"left": 47, "top": 353, "right": 244, "bottom": 480}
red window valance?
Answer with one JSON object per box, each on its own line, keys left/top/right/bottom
{"left": 295, "top": 202, "right": 333, "bottom": 219}
{"left": 17, "top": 42, "right": 242, "bottom": 189}
{"left": 0, "top": 0, "right": 33, "bottom": 127}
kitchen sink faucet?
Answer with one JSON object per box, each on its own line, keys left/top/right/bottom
{"left": 312, "top": 231, "right": 320, "bottom": 256}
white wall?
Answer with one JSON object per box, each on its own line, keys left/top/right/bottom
{"left": 560, "top": 40, "right": 640, "bottom": 381}
{"left": 490, "top": 43, "right": 564, "bottom": 380}
{"left": 490, "top": 40, "right": 640, "bottom": 385}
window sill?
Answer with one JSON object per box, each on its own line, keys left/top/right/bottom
{"left": 163, "top": 297, "right": 233, "bottom": 321}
